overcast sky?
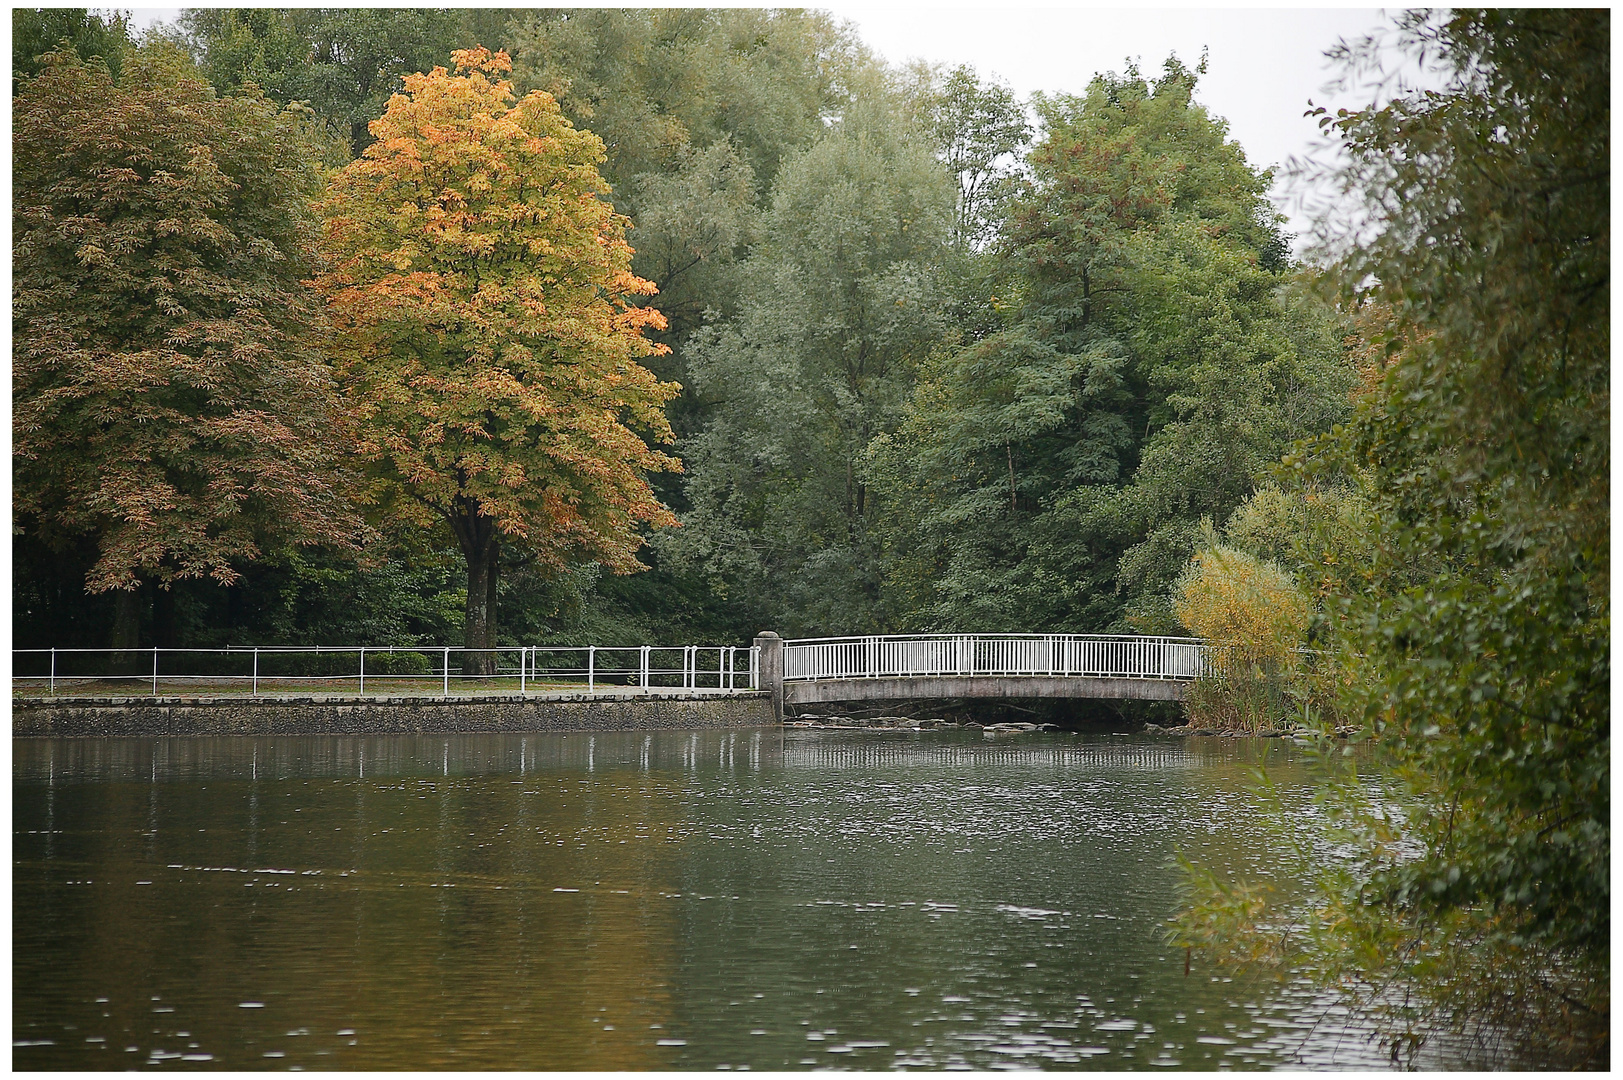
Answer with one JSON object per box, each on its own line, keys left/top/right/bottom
{"left": 125, "top": 5, "right": 1404, "bottom": 246}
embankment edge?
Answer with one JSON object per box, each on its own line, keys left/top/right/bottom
{"left": 13, "top": 693, "right": 776, "bottom": 738}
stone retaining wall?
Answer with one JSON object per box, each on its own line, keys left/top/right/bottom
{"left": 13, "top": 692, "right": 775, "bottom": 738}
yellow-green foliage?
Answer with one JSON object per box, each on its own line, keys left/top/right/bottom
{"left": 1174, "top": 544, "right": 1309, "bottom": 667}
{"left": 1174, "top": 544, "right": 1310, "bottom": 731}
{"left": 1224, "top": 485, "right": 1376, "bottom": 576}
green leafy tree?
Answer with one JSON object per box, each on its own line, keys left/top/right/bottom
{"left": 506, "top": 9, "right": 856, "bottom": 197}
{"left": 175, "top": 7, "right": 500, "bottom": 155}
{"left": 172, "top": 8, "right": 318, "bottom": 103}
{"left": 665, "top": 75, "right": 955, "bottom": 634}
{"left": 618, "top": 139, "right": 762, "bottom": 347}
{"left": 315, "top": 49, "right": 680, "bottom": 674}
{"left": 873, "top": 59, "right": 1350, "bottom": 634}
{"left": 1174, "top": 10, "right": 1608, "bottom": 1065}
{"left": 506, "top": 9, "right": 867, "bottom": 383}
{"left": 13, "top": 7, "right": 132, "bottom": 87}
{"left": 918, "top": 63, "right": 1031, "bottom": 251}
{"left": 12, "top": 44, "right": 363, "bottom": 650}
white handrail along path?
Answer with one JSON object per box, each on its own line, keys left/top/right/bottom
{"left": 13, "top": 644, "right": 761, "bottom": 698}
{"left": 782, "top": 633, "right": 1207, "bottom": 683}
{"left": 17, "top": 634, "right": 1210, "bottom": 707}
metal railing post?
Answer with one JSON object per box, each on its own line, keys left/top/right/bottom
{"left": 521, "top": 646, "right": 527, "bottom": 697}
{"left": 640, "top": 645, "right": 650, "bottom": 690}
{"left": 358, "top": 648, "right": 365, "bottom": 695}
{"left": 152, "top": 647, "right": 159, "bottom": 696}
{"left": 587, "top": 646, "right": 595, "bottom": 693}
{"left": 252, "top": 647, "right": 258, "bottom": 697}
{"left": 49, "top": 648, "right": 55, "bottom": 696}
{"left": 443, "top": 647, "right": 450, "bottom": 697}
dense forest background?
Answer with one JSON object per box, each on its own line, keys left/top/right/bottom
{"left": 12, "top": 7, "right": 1354, "bottom": 650}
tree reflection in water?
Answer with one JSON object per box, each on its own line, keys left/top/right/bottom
{"left": 15, "top": 731, "right": 1454, "bottom": 1069}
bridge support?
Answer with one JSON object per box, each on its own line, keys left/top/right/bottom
{"left": 754, "top": 631, "right": 784, "bottom": 722}
{"left": 784, "top": 674, "right": 1187, "bottom": 707}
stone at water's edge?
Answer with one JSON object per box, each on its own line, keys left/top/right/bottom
{"left": 12, "top": 693, "right": 775, "bottom": 738}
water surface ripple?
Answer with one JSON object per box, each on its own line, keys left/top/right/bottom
{"left": 15, "top": 730, "right": 1411, "bottom": 1069}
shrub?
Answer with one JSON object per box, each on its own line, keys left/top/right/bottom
{"left": 363, "top": 651, "right": 431, "bottom": 676}
{"left": 1173, "top": 543, "right": 1310, "bottom": 731}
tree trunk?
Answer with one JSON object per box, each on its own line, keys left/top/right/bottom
{"left": 152, "top": 583, "right": 177, "bottom": 650}
{"left": 463, "top": 547, "right": 498, "bottom": 676}
{"left": 111, "top": 586, "right": 143, "bottom": 672}
{"left": 1007, "top": 442, "right": 1017, "bottom": 511}
{"left": 452, "top": 498, "right": 500, "bottom": 677}
{"left": 487, "top": 548, "right": 499, "bottom": 647}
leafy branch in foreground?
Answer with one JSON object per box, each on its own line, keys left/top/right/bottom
{"left": 1173, "top": 746, "right": 1606, "bottom": 1068}
{"left": 1172, "top": 9, "right": 1608, "bottom": 1067}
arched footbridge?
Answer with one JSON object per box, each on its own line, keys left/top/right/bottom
{"left": 755, "top": 632, "right": 1207, "bottom": 720}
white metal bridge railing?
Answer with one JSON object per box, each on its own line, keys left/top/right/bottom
{"left": 782, "top": 634, "right": 1207, "bottom": 682}
{"left": 13, "top": 645, "right": 760, "bottom": 698}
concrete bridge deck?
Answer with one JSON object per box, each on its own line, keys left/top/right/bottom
{"left": 759, "top": 632, "right": 1204, "bottom": 720}
{"left": 784, "top": 674, "right": 1187, "bottom": 706}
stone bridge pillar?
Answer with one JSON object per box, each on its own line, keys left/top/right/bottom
{"left": 754, "top": 631, "right": 784, "bottom": 723}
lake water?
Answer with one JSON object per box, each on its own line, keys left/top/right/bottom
{"left": 15, "top": 730, "right": 1421, "bottom": 1070}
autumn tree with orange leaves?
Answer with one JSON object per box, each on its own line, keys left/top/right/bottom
{"left": 317, "top": 48, "right": 680, "bottom": 673}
